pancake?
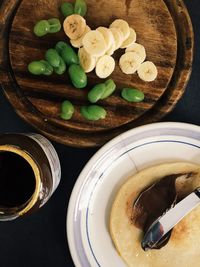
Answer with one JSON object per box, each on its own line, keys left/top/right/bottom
{"left": 110, "top": 162, "right": 200, "bottom": 267}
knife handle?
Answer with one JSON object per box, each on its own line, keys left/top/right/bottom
{"left": 195, "top": 188, "right": 200, "bottom": 198}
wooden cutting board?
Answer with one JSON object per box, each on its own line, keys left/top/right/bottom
{"left": 0, "top": 0, "right": 193, "bottom": 147}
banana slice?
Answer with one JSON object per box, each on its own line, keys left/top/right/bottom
{"left": 63, "top": 14, "right": 86, "bottom": 40}
{"left": 110, "top": 28, "right": 123, "bottom": 50}
{"left": 125, "top": 43, "right": 146, "bottom": 63}
{"left": 119, "top": 52, "right": 142, "bottom": 74}
{"left": 78, "top": 47, "right": 96, "bottom": 73}
{"left": 96, "top": 27, "right": 114, "bottom": 52}
{"left": 110, "top": 19, "right": 130, "bottom": 41}
{"left": 82, "top": 30, "right": 107, "bottom": 57}
{"left": 70, "top": 26, "right": 91, "bottom": 48}
{"left": 120, "top": 28, "right": 137, "bottom": 49}
{"left": 137, "top": 61, "right": 158, "bottom": 82}
{"left": 106, "top": 30, "right": 116, "bottom": 55}
{"left": 95, "top": 55, "right": 115, "bottom": 78}
{"left": 106, "top": 42, "right": 116, "bottom": 56}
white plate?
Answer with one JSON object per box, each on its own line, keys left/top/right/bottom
{"left": 67, "top": 122, "right": 200, "bottom": 267}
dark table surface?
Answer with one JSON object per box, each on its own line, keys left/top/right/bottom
{"left": 0, "top": 1, "right": 199, "bottom": 266}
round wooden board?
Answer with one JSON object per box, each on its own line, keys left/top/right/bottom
{"left": 9, "top": 0, "right": 177, "bottom": 132}
{"left": 0, "top": 0, "right": 193, "bottom": 147}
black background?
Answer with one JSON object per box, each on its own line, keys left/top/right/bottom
{"left": 0, "top": 1, "right": 199, "bottom": 266}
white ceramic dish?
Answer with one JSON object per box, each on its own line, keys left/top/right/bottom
{"left": 67, "top": 122, "right": 200, "bottom": 267}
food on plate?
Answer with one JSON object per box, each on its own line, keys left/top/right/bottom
{"left": 54, "top": 57, "right": 66, "bottom": 75}
{"left": 74, "top": 0, "right": 87, "bottom": 17}
{"left": 60, "top": 0, "right": 87, "bottom": 18}
{"left": 119, "top": 52, "right": 142, "bottom": 74}
{"left": 78, "top": 47, "right": 96, "bottom": 73}
{"left": 47, "top": 18, "right": 61, "bottom": 33}
{"left": 82, "top": 30, "right": 107, "bottom": 57}
{"left": 88, "top": 79, "right": 116, "bottom": 103}
{"left": 60, "top": 2, "right": 74, "bottom": 17}
{"left": 28, "top": 61, "right": 46, "bottom": 75}
{"left": 110, "top": 19, "right": 130, "bottom": 40}
{"left": 28, "top": 41, "right": 82, "bottom": 83}
{"left": 63, "top": 14, "right": 86, "bottom": 40}
{"left": 96, "top": 27, "right": 115, "bottom": 53}
{"left": 34, "top": 18, "right": 61, "bottom": 37}
{"left": 60, "top": 100, "right": 75, "bottom": 120}
{"left": 45, "top": 48, "right": 61, "bottom": 68}
{"left": 39, "top": 60, "right": 53, "bottom": 75}
{"left": 110, "top": 27, "right": 124, "bottom": 50}
{"left": 81, "top": 105, "right": 107, "bottom": 121}
{"left": 121, "top": 88, "right": 145, "bottom": 102}
{"left": 70, "top": 25, "right": 91, "bottom": 48}
{"left": 106, "top": 37, "right": 116, "bottom": 56}
{"left": 28, "top": 42, "right": 78, "bottom": 77}
{"left": 28, "top": 60, "right": 54, "bottom": 76}
{"left": 33, "top": 20, "right": 50, "bottom": 37}
{"left": 137, "top": 61, "right": 158, "bottom": 82}
{"left": 88, "top": 83, "right": 107, "bottom": 103}
{"left": 28, "top": 2, "right": 163, "bottom": 122}
{"left": 120, "top": 28, "right": 137, "bottom": 49}
{"left": 30, "top": 2, "right": 158, "bottom": 84}
{"left": 101, "top": 79, "right": 116, "bottom": 99}
{"left": 55, "top": 41, "right": 68, "bottom": 54}
{"left": 63, "top": 14, "right": 157, "bottom": 81}
{"left": 60, "top": 43, "right": 79, "bottom": 65}
{"left": 95, "top": 55, "right": 115, "bottom": 78}
{"left": 125, "top": 43, "right": 146, "bottom": 62}
{"left": 110, "top": 162, "right": 200, "bottom": 267}
{"left": 68, "top": 64, "right": 87, "bottom": 88}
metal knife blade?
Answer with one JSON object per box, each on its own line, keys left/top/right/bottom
{"left": 142, "top": 187, "right": 200, "bottom": 251}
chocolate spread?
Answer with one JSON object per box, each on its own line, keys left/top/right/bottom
{"left": 131, "top": 173, "right": 192, "bottom": 249}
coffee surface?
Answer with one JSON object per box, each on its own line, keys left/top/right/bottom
{"left": 0, "top": 152, "right": 36, "bottom": 207}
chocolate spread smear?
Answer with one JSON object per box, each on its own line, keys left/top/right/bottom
{"left": 131, "top": 172, "right": 194, "bottom": 249}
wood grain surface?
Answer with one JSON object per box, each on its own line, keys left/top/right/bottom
{"left": 0, "top": 0, "right": 194, "bottom": 147}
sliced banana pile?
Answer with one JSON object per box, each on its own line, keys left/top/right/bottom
{"left": 63, "top": 16, "right": 158, "bottom": 81}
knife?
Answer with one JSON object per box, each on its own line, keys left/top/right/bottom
{"left": 141, "top": 187, "right": 200, "bottom": 251}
